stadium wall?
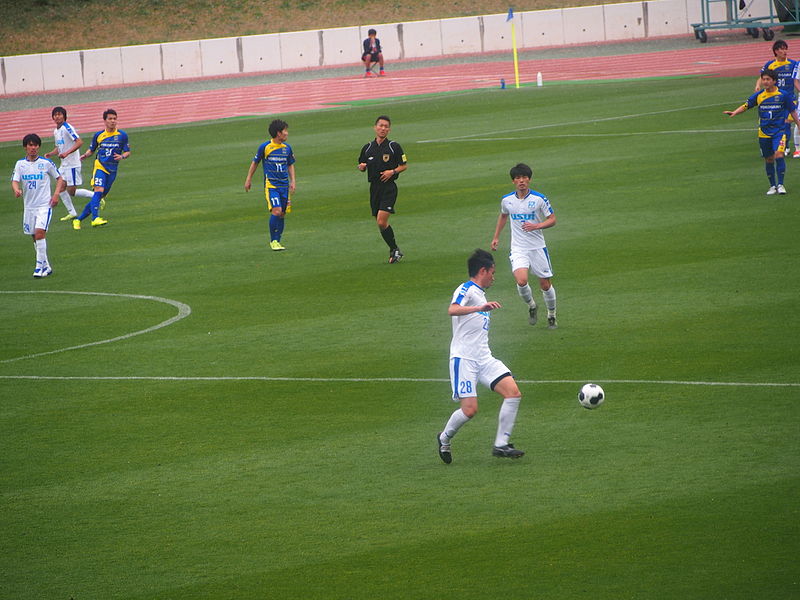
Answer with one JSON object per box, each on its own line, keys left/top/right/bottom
{"left": 0, "top": 0, "right": 772, "bottom": 95}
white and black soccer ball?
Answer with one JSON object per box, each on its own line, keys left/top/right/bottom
{"left": 578, "top": 383, "right": 605, "bottom": 409}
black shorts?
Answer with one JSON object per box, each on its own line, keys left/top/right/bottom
{"left": 363, "top": 51, "right": 380, "bottom": 62}
{"left": 370, "top": 180, "right": 398, "bottom": 216}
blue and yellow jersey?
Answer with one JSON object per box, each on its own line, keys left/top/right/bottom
{"left": 743, "top": 89, "right": 797, "bottom": 137}
{"left": 252, "top": 141, "right": 295, "bottom": 189}
{"left": 762, "top": 59, "right": 798, "bottom": 95}
{"left": 89, "top": 129, "right": 130, "bottom": 174}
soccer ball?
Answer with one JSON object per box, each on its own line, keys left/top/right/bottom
{"left": 578, "top": 383, "right": 605, "bottom": 409}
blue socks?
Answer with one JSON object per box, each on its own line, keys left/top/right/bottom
{"left": 269, "top": 214, "right": 285, "bottom": 242}
{"left": 766, "top": 162, "right": 776, "bottom": 186}
{"left": 776, "top": 158, "right": 786, "bottom": 185}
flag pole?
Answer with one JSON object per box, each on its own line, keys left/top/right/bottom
{"left": 507, "top": 7, "right": 520, "bottom": 89}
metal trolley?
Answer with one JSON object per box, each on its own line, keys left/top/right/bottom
{"left": 692, "top": 0, "right": 800, "bottom": 42}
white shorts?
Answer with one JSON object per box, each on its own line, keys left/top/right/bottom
{"left": 60, "top": 166, "right": 83, "bottom": 187}
{"left": 23, "top": 206, "right": 52, "bottom": 235}
{"left": 450, "top": 356, "right": 511, "bottom": 400}
{"left": 510, "top": 247, "right": 554, "bottom": 278}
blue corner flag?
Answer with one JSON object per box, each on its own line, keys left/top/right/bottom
{"left": 507, "top": 7, "right": 514, "bottom": 21}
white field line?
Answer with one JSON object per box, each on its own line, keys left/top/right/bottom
{"left": 417, "top": 103, "right": 742, "bottom": 143}
{"left": 0, "top": 290, "right": 191, "bottom": 364}
{"left": 0, "top": 375, "right": 797, "bottom": 387}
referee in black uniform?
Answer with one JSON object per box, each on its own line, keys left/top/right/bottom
{"left": 358, "top": 115, "right": 408, "bottom": 263}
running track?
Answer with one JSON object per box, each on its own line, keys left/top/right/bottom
{"left": 0, "top": 41, "right": 765, "bottom": 142}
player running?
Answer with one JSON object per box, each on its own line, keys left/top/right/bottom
{"left": 437, "top": 249, "right": 525, "bottom": 464}
{"left": 491, "top": 163, "right": 558, "bottom": 328}
{"left": 44, "top": 106, "right": 93, "bottom": 221}
{"left": 75, "top": 108, "right": 131, "bottom": 229}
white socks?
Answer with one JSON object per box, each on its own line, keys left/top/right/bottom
{"left": 59, "top": 191, "right": 76, "bottom": 215}
{"left": 34, "top": 238, "right": 48, "bottom": 266}
{"left": 440, "top": 408, "right": 471, "bottom": 443}
{"left": 441, "top": 398, "right": 522, "bottom": 449}
{"left": 75, "top": 188, "right": 93, "bottom": 198}
{"left": 517, "top": 283, "right": 534, "bottom": 306}
{"left": 494, "top": 397, "right": 521, "bottom": 447}
{"left": 543, "top": 286, "right": 556, "bottom": 315}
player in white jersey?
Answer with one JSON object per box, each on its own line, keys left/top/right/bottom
{"left": 437, "top": 249, "right": 524, "bottom": 464}
{"left": 44, "top": 106, "right": 93, "bottom": 220}
{"left": 491, "top": 163, "right": 558, "bottom": 329}
{"left": 11, "top": 134, "right": 64, "bottom": 278}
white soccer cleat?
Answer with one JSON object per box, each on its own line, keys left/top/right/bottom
{"left": 777, "top": 184, "right": 787, "bottom": 195}
{"left": 766, "top": 185, "right": 778, "bottom": 195}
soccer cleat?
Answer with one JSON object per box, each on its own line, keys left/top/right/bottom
{"left": 548, "top": 315, "right": 557, "bottom": 329}
{"left": 270, "top": 240, "right": 286, "bottom": 251}
{"left": 437, "top": 433, "right": 452, "bottom": 464}
{"left": 379, "top": 69, "right": 386, "bottom": 76}
{"left": 777, "top": 184, "right": 787, "bottom": 195}
{"left": 40, "top": 265, "right": 53, "bottom": 277}
{"left": 492, "top": 444, "right": 525, "bottom": 459}
{"left": 528, "top": 304, "right": 538, "bottom": 325}
{"left": 793, "top": 150, "right": 800, "bottom": 158}
{"left": 60, "top": 213, "right": 76, "bottom": 221}
{"left": 364, "top": 71, "right": 373, "bottom": 78}
{"left": 72, "top": 219, "right": 81, "bottom": 230}
{"left": 388, "top": 248, "right": 404, "bottom": 264}
{"left": 766, "top": 185, "right": 778, "bottom": 195}
{"left": 33, "top": 266, "right": 44, "bottom": 278}
{"left": 91, "top": 217, "right": 108, "bottom": 227}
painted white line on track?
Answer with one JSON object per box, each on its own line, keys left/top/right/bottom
{"left": 0, "top": 376, "right": 796, "bottom": 387}
{"left": 0, "top": 290, "right": 191, "bottom": 364}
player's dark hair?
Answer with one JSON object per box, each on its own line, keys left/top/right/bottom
{"left": 509, "top": 163, "right": 533, "bottom": 179}
{"left": 467, "top": 249, "right": 494, "bottom": 278}
{"left": 772, "top": 40, "right": 788, "bottom": 55}
{"left": 22, "top": 133, "right": 42, "bottom": 147}
{"left": 368, "top": 28, "right": 377, "bottom": 36}
{"left": 269, "top": 119, "right": 289, "bottom": 139}
{"left": 52, "top": 106, "right": 67, "bottom": 119}
{"left": 761, "top": 68, "right": 778, "bottom": 82}
{"left": 375, "top": 115, "right": 391, "bottom": 125}
{"left": 103, "top": 108, "right": 117, "bottom": 120}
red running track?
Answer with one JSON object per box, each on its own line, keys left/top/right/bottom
{"left": 0, "top": 41, "right": 765, "bottom": 143}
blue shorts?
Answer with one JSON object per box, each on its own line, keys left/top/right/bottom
{"left": 759, "top": 134, "right": 787, "bottom": 158}
{"left": 267, "top": 187, "right": 289, "bottom": 212}
{"left": 91, "top": 168, "right": 117, "bottom": 196}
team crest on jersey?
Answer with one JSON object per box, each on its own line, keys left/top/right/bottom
{"left": 382, "top": 154, "right": 390, "bottom": 162}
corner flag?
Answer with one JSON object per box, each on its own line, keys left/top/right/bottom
{"left": 508, "top": 7, "right": 520, "bottom": 88}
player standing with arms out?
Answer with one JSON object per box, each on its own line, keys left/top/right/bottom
{"left": 74, "top": 108, "right": 130, "bottom": 229}
{"left": 11, "top": 133, "right": 65, "bottom": 278}
{"left": 244, "top": 119, "right": 296, "bottom": 251}
{"left": 362, "top": 29, "right": 385, "bottom": 77}
{"left": 437, "top": 249, "right": 525, "bottom": 464}
{"left": 43, "top": 106, "right": 93, "bottom": 221}
{"left": 727, "top": 68, "right": 800, "bottom": 195}
{"left": 358, "top": 115, "right": 407, "bottom": 263}
{"left": 754, "top": 41, "right": 800, "bottom": 157}
{"left": 491, "top": 163, "right": 558, "bottom": 329}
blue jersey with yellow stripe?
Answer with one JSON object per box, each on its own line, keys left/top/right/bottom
{"left": 761, "top": 58, "right": 798, "bottom": 95}
{"left": 89, "top": 129, "right": 129, "bottom": 174}
{"left": 744, "top": 89, "right": 797, "bottom": 137}
{"left": 253, "top": 141, "right": 295, "bottom": 189}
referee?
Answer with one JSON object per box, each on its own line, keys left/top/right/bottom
{"left": 358, "top": 115, "right": 408, "bottom": 263}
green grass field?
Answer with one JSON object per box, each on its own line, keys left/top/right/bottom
{"left": 1, "top": 75, "right": 798, "bottom": 599}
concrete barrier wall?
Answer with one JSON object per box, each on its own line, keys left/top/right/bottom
{"left": 0, "top": 0, "right": 754, "bottom": 96}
